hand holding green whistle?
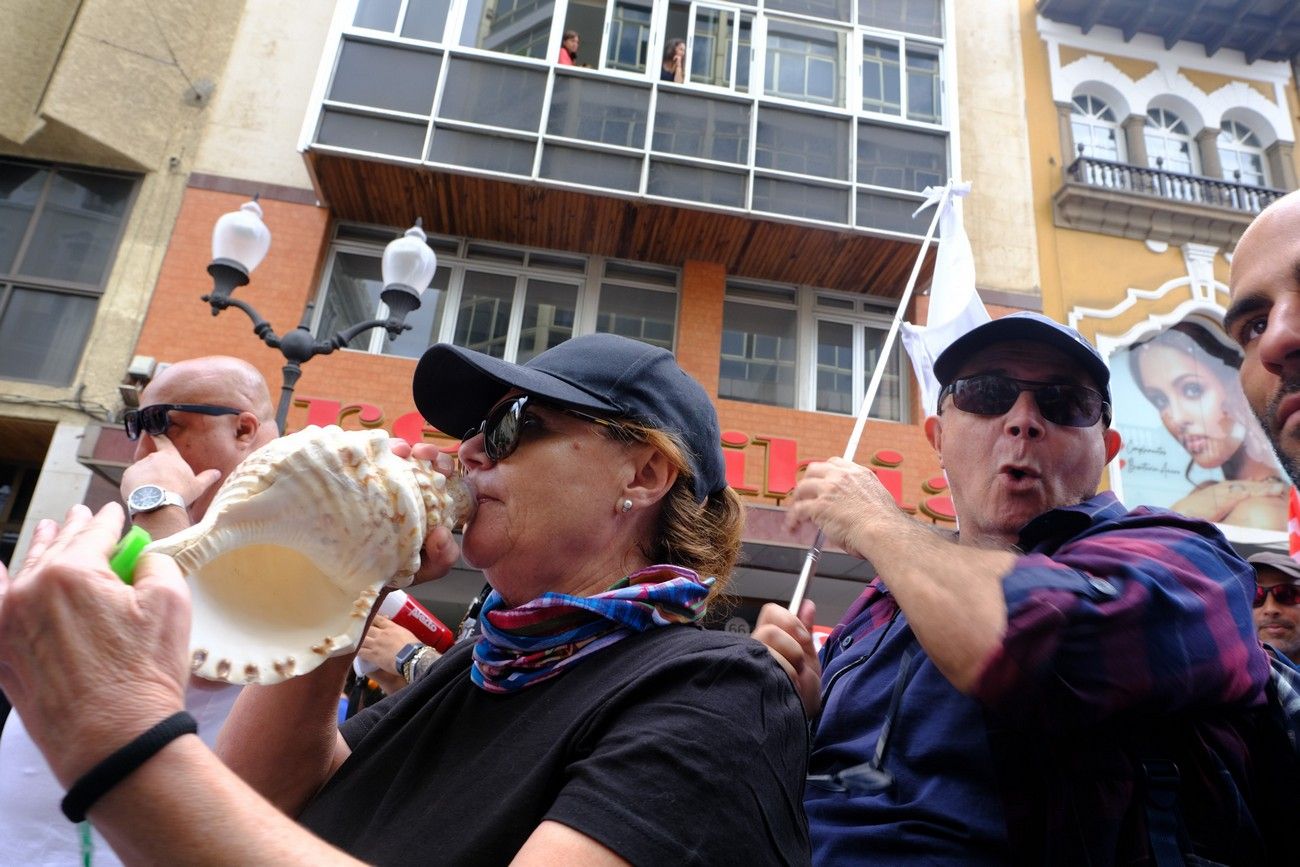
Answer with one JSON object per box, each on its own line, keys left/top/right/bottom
{"left": 108, "top": 526, "right": 152, "bottom": 584}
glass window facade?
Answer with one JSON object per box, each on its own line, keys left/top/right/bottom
{"left": 313, "top": 227, "right": 679, "bottom": 361}
{"left": 719, "top": 281, "right": 906, "bottom": 418}
{"left": 1071, "top": 94, "right": 1125, "bottom": 162}
{"left": 1218, "top": 119, "right": 1270, "bottom": 187}
{"left": 0, "top": 159, "right": 135, "bottom": 385}
{"left": 312, "top": 0, "right": 950, "bottom": 235}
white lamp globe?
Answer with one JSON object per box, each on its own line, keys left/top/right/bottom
{"left": 382, "top": 220, "right": 437, "bottom": 294}
{"left": 211, "top": 200, "right": 272, "bottom": 274}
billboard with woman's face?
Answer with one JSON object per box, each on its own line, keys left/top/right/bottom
{"left": 1110, "top": 317, "right": 1287, "bottom": 532}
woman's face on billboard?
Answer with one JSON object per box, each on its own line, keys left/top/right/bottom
{"left": 1137, "top": 343, "right": 1243, "bottom": 469}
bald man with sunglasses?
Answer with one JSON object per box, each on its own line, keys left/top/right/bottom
{"left": 0, "top": 355, "right": 278, "bottom": 866}
{"left": 757, "top": 312, "right": 1274, "bottom": 864}
{"left": 119, "top": 356, "right": 279, "bottom": 537}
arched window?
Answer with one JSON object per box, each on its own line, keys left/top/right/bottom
{"left": 1071, "top": 94, "right": 1126, "bottom": 162}
{"left": 1218, "top": 119, "right": 1270, "bottom": 187}
{"left": 1144, "top": 108, "right": 1199, "bottom": 175}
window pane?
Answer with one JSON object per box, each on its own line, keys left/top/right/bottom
{"left": 329, "top": 39, "right": 441, "bottom": 115}
{"left": 691, "top": 8, "right": 739, "bottom": 88}
{"left": 864, "top": 325, "right": 901, "bottom": 419}
{"left": 354, "top": 0, "right": 401, "bottom": 30}
{"left": 459, "top": 0, "right": 555, "bottom": 58}
{"left": 764, "top": 21, "right": 845, "bottom": 107}
{"left": 596, "top": 283, "right": 676, "bottom": 349}
{"left": 648, "top": 160, "right": 747, "bottom": 207}
{"left": 858, "top": 0, "right": 942, "bottom": 37}
{"left": 856, "top": 190, "right": 922, "bottom": 233}
{"left": 607, "top": 1, "right": 653, "bottom": 72}
{"left": 862, "top": 39, "right": 901, "bottom": 115}
{"left": 540, "top": 145, "right": 641, "bottom": 191}
{"left": 20, "top": 170, "right": 133, "bottom": 287}
{"left": 756, "top": 106, "right": 849, "bottom": 179}
{"left": 454, "top": 270, "right": 516, "bottom": 357}
{"left": 317, "top": 109, "right": 428, "bottom": 159}
{"left": 719, "top": 300, "right": 797, "bottom": 407}
{"left": 653, "top": 91, "right": 750, "bottom": 163}
{"left": 547, "top": 77, "right": 649, "bottom": 148}
{"left": 439, "top": 58, "right": 546, "bottom": 131}
{"left": 0, "top": 288, "right": 97, "bottom": 384}
{"left": 857, "top": 122, "right": 946, "bottom": 191}
{"left": 767, "top": 0, "right": 850, "bottom": 22}
{"left": 0, "top": 163, "right": 47, "bottom": 274}
{"left": 905, "top": 43, "right": 940, "bottom": 123}
{"left": 516, "top": 279, "right": 577, "bottom": 363}
{"left": 317, "top": 252, "right": 383, "bottom": 350}
{"left": 382, "top": 265, "right": 451, "bottom": 358}
{"left": 816, "top": 319, "right": 853, "bottom": 412}
{"left": 753, "top": 175, "right": 848, "bottom": 222}
{"left": 428, "top": 128, "right": 537, "bottom": 175}
{"left": 402, "top": 0, "right": 452, "bottom": 41}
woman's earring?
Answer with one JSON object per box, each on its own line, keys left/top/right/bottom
{"left": 620, "top": 499, "right": 633, "bottom": 513}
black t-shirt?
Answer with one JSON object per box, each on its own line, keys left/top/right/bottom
{"left": 298, "top": 625, "right": 810, "bottom": 866}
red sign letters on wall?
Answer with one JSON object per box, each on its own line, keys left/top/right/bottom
{"left": 294, "top": 396, "right": 957, "bottom": 523}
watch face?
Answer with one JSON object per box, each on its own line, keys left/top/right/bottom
{"left": 130, "top": 485, "right": 164, "bottom": 511}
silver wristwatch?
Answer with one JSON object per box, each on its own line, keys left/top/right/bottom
{"left": 126, "top": 484, "right": 186, "bottom": 516}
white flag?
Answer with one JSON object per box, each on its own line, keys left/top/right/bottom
{"left": 900, "top": 181, "right": 989, "bottom": 417}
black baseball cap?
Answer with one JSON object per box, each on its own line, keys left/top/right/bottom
{"left": 413, "top": 334, "right": 727, "bottom": 502}
{"left": 934, "top": 311, "right": 1112, "bottom": 402}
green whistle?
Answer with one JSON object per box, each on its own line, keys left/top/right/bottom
{"left": 108, "top": 526, "right": 152, "bottom": 584}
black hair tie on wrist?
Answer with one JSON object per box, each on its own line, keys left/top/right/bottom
{"left": 61, "top": 711, "right": 197, "bottom": 822}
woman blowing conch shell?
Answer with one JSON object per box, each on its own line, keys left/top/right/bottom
{"left": 0, "top": 334, "right": 811, "bottom": 867}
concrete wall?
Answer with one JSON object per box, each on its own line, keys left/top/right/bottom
{"left": 952, "top": 0, "right": 1042, "bottom": 302}
{"left": 0, "top": 0, "right": 246, "bottom": 560}
{"left": 192, "top": 0, "right": 336, "bottom": 191}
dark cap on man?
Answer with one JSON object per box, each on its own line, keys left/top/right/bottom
{"left": 934, "top": 311, "right": 1112, "bottom": 402}
{"left": 413, "top": 334, "right": 726, "bottom": 502}
{"left": 1248, "top": 551, "right": 1300, "bottom": 583}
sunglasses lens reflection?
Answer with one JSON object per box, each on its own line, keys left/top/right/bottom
{"left": 1255, "top": 584, "right": 1300, "bottom": 607}
{"left": 484, "top": 397, "right": 527, "bottom": 463}
{"left": 951, "top": 376, "right": 1103, "bottom": 428}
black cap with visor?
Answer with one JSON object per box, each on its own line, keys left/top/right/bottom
{"left": 413, "top": 334, "right": 727, "bottom": 502}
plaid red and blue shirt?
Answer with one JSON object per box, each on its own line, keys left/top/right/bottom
{"left": 807, "top": 492, "right": 1271, "bottom": 865}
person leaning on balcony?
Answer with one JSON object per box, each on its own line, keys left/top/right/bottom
{"left": 558, "top": 30, "right": 579, "bottom": 65}
{"left": 755, "top": 312, "right": 1287, "bottom": 864}
{"left": 0, "top": 334, "right": 811, "bottom": 866}
{"left": 660, "top": 38, "right": 685, "bottom": 83}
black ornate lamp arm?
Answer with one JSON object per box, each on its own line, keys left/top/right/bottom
{"left": 332, "top": 317, "right": 414, "bottom": 348}
{"left": 201, "top": 292, "right": 283, "bottom": 348}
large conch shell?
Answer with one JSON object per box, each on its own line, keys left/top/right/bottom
{"left": 147, "top": 425, "right": 472, "bottom": 686}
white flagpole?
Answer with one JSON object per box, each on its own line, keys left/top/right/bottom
{"left": 787, "top": 181, "right": 955, "bottom": 614}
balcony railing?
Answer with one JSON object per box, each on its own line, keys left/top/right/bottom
{"left": 1066, "top": 154, "right": 1285, "bottom": 215}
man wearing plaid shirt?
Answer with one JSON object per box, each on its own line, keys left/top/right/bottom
{"left": 758, "top": 312, "right": 1277, "bottom": 864}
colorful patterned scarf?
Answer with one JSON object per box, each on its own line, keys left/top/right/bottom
{"left": 470, "top": 564, "right": 713, "bottom": 693}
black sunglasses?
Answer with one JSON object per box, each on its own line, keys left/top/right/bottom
{"left": 463, "top": 395, "right": 623, "bottom": 463}
{"left": 938, "top": 374, "right": 1110, "bottom": 428}
{"left": 123, "top": 403, "right": 242, "bottom": 441}
{"left": 1255, "top": 584, "right": 1300, "bottom": 608}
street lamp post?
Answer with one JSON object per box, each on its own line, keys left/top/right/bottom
{"left": 202, "top": 198, "right": 438, "bottom": 432}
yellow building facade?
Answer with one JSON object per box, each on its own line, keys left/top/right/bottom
{"left": 1023, "top": 0, "right": 1300, "bottom": 545}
